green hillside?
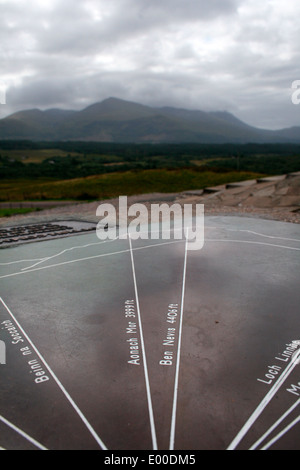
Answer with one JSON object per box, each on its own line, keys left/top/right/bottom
{"left": 0, "top": 169, "right": 264, "bottom": 202}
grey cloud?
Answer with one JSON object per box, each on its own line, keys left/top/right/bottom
{"left": 7, "top": 78, "right": 77, "bottom": 109}
{"left": 0, "top": 0, "right": 299, "bottom": 129}
{"left": 17, "top": 0, "right": 240, "bottom": 55}
{"left": 136, "top": 0, "right": 239, "bottom": 22}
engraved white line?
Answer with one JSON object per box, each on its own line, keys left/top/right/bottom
{"left": 0, "top": 229, "right": 299, "bottom": 277}
{"left": 0, "top": 239, "right": 118, "bottom": 268}
{"left": 128, "top": 234, "right": 158, "bottom": 451}
{"left": 227, "top": 229, "right": 300, "bottom": 243}
{"left": 249, "top": 399, "right": 300, "bottom": 450}
{"left": 261, "top": 415, "right": 300, "bottom": 450}
{"left": 0, "top": 415, "right": 48, "bottom": 450}
{"left": 0, "top": 258, "right": 48, "bottom": 266}
{"left": 169, "top": 229, "right": 189, "bottom": 451}
{"left": 206, "top": 239, "right": 300, "bottom": 251}
{"left": 0, "top": 226, "right": 180, "bottom": 270}
{"left": 21, "top": 237, "right": 118, "bottom": 271}
{"left": 0, "top": 297, "right": 108, "bottom": 450}
{"left": 0, "top": 240, "right": 183, "bottom": 280}
{"left": 1, "top": 235, "right": 299, "bottom": 282}
{"left": 1, "top": 226, "right": 182, "bottom": 270}
{"left": 227, "top": 348, "right": 300, "bottom": 450}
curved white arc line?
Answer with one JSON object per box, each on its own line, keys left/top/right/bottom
{"left": 227, "top": 228, "right": 300, "bottom": 243}
{"left": 207, "top": 238, "right": 300, "bottom": 251}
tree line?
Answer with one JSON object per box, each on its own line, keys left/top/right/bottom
{"left": 0, "top": 141, "right": 299, "bottom": 179}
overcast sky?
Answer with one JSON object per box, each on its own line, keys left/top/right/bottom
{"left": 0, "top": 0, "right": 299, "bottom": 129}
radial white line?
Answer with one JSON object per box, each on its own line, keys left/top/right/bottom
{"left": 227, "top": 347, "right": 300, "bottom": 450}
{"left": 261, "top": 415, "right": 300, "bottom": 450}
{"left": 169, "top": 229, "right": 189, "bottom": 451}
{"left": 128, "top": 234, "right": 158, "bottom": 451}
{"left": 0, "top": 415, "right": 48, "bottom": 450}
{"left": 249, "top": 399, "right": 300, "bottom": 450}
{"left": 0, "top": 297, "right": 108, "bottom": 451}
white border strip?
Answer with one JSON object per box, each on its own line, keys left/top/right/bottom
{"left": 0, "top": 297, "right": 108, "bottom": 450}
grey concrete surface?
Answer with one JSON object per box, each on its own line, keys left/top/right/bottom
{"left": 0, "top": 216, "right": 299, "bottom": 450}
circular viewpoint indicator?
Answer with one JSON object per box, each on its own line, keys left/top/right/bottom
{"left": 0, "top": 216, "right": 299, "bottom": 450}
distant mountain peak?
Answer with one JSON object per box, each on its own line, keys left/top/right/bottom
{"left": 8, "top": 108, "right": 43, "bottom": 119}
{"left": 0, "top": 97, "right": 299, "bottom": 143}
{"left": 80, "top": 97, "right": 155, "bottom": 121}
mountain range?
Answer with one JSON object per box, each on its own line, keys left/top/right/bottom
{"left": 0, "top": 97, "right": 299, "bottom": 144}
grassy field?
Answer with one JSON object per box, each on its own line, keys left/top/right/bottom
{"left": 0, "top": 208, "right": 38, "bottom": 218}
{"left": 0, "top": 169, "right": 264, "bottom": 202}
